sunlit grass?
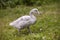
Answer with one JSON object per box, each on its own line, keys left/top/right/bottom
{"left": 0, "top": 4, "right": 60, "bottom": 40}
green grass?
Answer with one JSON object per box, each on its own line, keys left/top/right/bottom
{"left": 0, "top": 3, "right": 60, "bottom": 40}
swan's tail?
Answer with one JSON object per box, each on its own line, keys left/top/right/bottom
{"left": 9, "top": 22, "right": 17, "bottom": 27}
{"left": 9, "top": 23, "right": 13, "bottom": 26}
{"left": 9, "top": 22, "right": 20, "bottom": 29}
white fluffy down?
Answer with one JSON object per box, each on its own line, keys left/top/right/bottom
{"left": 9, "top": 8, "right": 39, "bottom": 30}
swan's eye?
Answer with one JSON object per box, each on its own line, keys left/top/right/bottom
{"left": 35, "top": 10, "right": 37, "bottom": 12}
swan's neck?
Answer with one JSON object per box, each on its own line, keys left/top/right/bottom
{"left": 29, "top": 12, "right": 36, "bottom": 20}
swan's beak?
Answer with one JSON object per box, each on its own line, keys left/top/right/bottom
{"left": 38, "top": 11, "right": 40, "bottom": 14}
{"left": 38, "top": 11, "right": 41, "bottom": 15}
{"left": 38, "top": 11, "right": 42, "bottom": 15}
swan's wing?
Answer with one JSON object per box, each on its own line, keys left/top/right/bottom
{"left": 20, "top": 16, "right": 31, "bottom": 21}
{"left": 9, "top": 16, "right": 31, "bottom": 26}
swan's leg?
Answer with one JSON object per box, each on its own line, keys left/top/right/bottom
{"left": 27, "top": 27, "right": 32, "bottom": 33}
{"left": 17, "top": 28, "right": 21, "bottom": 35}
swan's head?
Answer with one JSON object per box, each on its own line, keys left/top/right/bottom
{"left": 30, "top": 8, "right": 39, "bottom": 15}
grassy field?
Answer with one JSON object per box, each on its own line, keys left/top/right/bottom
{"left": 0, "top": 3, "right": 60, "bottom": 40}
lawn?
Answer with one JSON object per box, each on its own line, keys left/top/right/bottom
{"left": 0, "top": 3, "right": 60, "bottom": 40}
